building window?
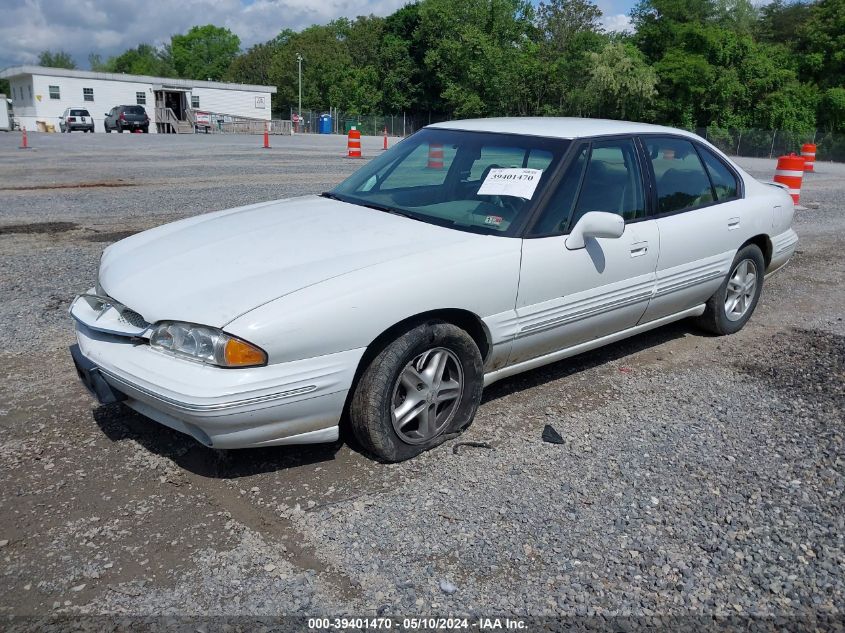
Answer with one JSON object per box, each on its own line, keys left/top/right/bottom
{"left": 136, "top": 91, "right": 146, "bottom": 105}
{"left": 49, "top": 85, "right": 60, "bottom": 99}
{"left": 83, "top": 88, "right": 94, "bottom": 102}
{"left": 28, "top": 85, "right": 32, "bottom": 101}
{"left": 191, "top": 95, "right": 200, "bottom": 109}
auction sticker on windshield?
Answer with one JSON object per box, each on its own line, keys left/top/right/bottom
{"left": 477, "top": 168, "right": 543, "bottom": 199}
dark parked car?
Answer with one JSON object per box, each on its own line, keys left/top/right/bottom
{"left": 104, "top": 105, "right": 150, "bottom": 133}
{"left": 59, "top": 108, "right": 94, "bottom": 133}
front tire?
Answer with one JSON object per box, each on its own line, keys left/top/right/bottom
{"left": 696, "top": 244, "right": 765, "bottom": 335}
{"left": 350, "top": 321, "right": 483, "bottom": 462}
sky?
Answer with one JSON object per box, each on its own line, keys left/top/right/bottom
{"left": 0, "top": 0, "right": 637, "bottom": 70}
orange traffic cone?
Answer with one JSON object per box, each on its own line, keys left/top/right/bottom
{"left": 382, "top": 126, "right": 388, "bottom": 151}
{"left": 263, "top": 123, "right": 270, "bottom": 149}
{"left": 347, "top": 127, "right": 362, "bottom": 158}
{"left": 801, "top": 143, "right": 816, "bottom": 172}
{"left": 20, "top": 126, "right": 30, "bottom": 150}
{"left": 773, "top": 153, "right": 805, "bottom": 204}
{"left": 427, "top": 143, "right": 443, "bottom": 169}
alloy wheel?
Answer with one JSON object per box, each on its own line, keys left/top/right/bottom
{"left": 724, "top": 259, "right": 758, "bottom": 321}
{"left": 391, "top": 348, "right": 463, "bottom": 444}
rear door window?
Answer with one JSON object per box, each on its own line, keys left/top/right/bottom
{"left": 697, "top": 145, "right": 739, "bottom": 201}
{"left": 644, "top": 137, "right": 716, "bottom": 214}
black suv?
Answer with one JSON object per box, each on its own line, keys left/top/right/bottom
{"left": 104, "top": 105, "right": 150, "bottom": 133}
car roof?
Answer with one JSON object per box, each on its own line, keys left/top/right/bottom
{"left": 427, "top": 117, "right": 700, "bottom": 141}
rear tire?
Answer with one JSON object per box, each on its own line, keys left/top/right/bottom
{"left": 695, "top": 244, "right": 765, "bottom": 335}
{"left": 350, "top": 321, "right": 483, "bottom": 462}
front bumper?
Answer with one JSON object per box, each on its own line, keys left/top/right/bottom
{"left": 71, "top": 321, "right": 364, "bottom": 449}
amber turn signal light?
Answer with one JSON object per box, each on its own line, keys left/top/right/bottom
{"left": 224, "top": 338, "right": 267, "bottom": 367}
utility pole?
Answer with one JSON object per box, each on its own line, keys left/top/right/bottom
{"left": 296, "top": 53, "right": 303, "bottom": 133}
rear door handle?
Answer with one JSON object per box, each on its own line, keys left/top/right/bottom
{"left": 630, "top": 241, "right": 648, "bottom": 257}
{"left": 728, "top": 217, "right": 740, "bottom": 230}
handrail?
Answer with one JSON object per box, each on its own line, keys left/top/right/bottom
{"left": 187, "top": 108, "right": 292, "bottom": 135}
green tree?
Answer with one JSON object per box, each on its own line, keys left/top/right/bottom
{"left": 417, "top": 0, "right": 536, "bottom": 117}
{"left": 757, "top": 0, "right": 812, "bottom": 44}
{"left": 0, "top": 79, "right": 9, "bottom": 98}
{"left": 585, "top": 42, "right": 657, "bottom": 119}
{"left": 537, "top": 0, "right": 603, "bottom": 51}
{"left": 535, "top": 0, "right": 607, "bottom": 116}
{"left": 37, "top": 50, "right": 76, "bottom": 69}
{"left": 170, "top": 25, "right": 241, "bottom": 80}
{"left": 753, "top": 81, "right": 818, "bottom": 132}
{"left": 226, "top": 39, "right": 280, "bottom": 87}
{"left": 268, "top": 25, "right": 356, "bottom": 113}
{"left": 818, "top": 87, "right": 845, "bottom": 132}
{"left": 795, "top": 0, "right": 845, "bottom": 87}
{"left": 104, "top": 44, "right": 176, "bottom": 76}
{"left": 88, "top": 53, "right": 108, "bottom": 71}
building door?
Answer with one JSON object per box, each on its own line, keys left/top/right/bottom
{"left": 164, "top": 91, "right": 185, "bottom": 120}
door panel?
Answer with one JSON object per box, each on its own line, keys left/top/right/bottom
{"left": 638, "top": 136, "right": 749, "bottom": 323}
{"left": 641, "top": 199, "right": 746, "bottom": 323}
{"left": 510, "top": 220, "right": 659, "bottom": 365}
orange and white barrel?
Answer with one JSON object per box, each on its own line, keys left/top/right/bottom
{"left": 427, "top": 143, "right": 444, "bottom": 169}
{"left": 801, "top": 143, "right": 816, "bottom": 172}
{"left": 347, "top": 127, "right": 362, "bottom": 158}
{"left": 773, "top": 153, "right": 805, "bottom": 204}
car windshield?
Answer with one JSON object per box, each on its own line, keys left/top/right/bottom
{"left": 329, "top": 129, "right": 571, "bottom": 236}
{"left": 70, "top": 109, "right": 89, "bottom": 116}
{"left": 124, "top": 106, "right": 145, "bottom": 115}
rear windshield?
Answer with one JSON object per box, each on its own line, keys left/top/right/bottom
{"left": 123, "top": 106, "right": 146, "bottom": 115}
{"left": 70, "top": 110, "right": 90, "bottom": 116}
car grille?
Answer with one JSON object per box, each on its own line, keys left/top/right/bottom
{"left": 118, "top": 308, "right": 150, "bottom": 329}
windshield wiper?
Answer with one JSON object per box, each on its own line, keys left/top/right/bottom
{"left": 322, "top": 192, "right": 418, "bottom": 221}
{"left": 358, "top": 201, "right": 415, "bottom": 220}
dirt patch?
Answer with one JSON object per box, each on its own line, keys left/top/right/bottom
{"left": 736, "top": 328, "right": 845, "bottom": 406}
{"left": 0, "top": 181, "right": 138, "bottom": 192}
{"left": 0, "top": 221, "right": 78, "bottom": 235}
{"left": 85, "top": 230, "right": 140, "bottom": 243}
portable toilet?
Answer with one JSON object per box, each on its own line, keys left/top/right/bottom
{"left": 319, "top": 113, "right": 332, "bottom": 134}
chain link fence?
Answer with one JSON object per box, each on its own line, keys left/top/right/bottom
{"left": 695, "top": 127, "right": 845, "bottom": 162}
{"left": 284, "top": 110, "right": 845, "bottom": 162}
{"left": 288, "top": 108, "right": 445, "bottom": 137}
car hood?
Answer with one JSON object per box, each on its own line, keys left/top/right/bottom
{"left": 99, "top": 195, "right": 477, "bottom": 327}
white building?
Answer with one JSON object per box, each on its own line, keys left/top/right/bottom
{"left": 0, "top": 66, "right": 277, "bottom": 134}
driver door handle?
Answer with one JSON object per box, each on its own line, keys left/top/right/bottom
{"left": 630, "top": 241, "right": 649, "bottom": 257}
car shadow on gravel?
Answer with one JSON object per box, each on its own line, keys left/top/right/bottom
{"left": 92, "top": 404, "right": 343, "bottom": 479}
{"left": 89, "top": 319, "right": 708, "bottom": 474}
{"left": 482, "top": 319, "right": 701, "bottom": 403}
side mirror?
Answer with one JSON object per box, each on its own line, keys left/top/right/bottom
{"left": 565, "top": 211, "right": 625, "bottom": 250}
{"left": 104, "top": 113, "right": 110, "bottom": 117}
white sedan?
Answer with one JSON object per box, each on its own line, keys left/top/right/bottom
{"left": 70, "top": 118, "right": 798, "bottom": 461}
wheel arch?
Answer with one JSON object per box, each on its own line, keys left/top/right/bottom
{"left": 741, "top": 234, "right": 772, "bottom": 268}
{"left": 340, "top": 308, "right": 491, "bottom": 428}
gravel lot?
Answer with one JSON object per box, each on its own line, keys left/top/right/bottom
{"left": 0, "top": 132, "right": 842, "bottom": 627}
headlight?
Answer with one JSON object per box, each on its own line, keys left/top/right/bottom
{"left": 149, "top": 322, "right": 267, "bottom": 368}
